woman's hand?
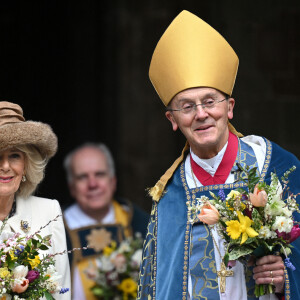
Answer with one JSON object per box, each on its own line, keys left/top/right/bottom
{"left": 253, "top": 255, "right": 285, "bottom": 294}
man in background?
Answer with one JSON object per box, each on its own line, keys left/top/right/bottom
{"left": 63, "top": 142, "right": 149, "bottom": 300}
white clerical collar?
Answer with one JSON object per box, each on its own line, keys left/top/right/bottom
{"left": 64, "top": 203, "right": 115, "bottom": 230}
{"left": 190, "top": 141, "right": 228, "bottom": 176}
{"left": 101, "top": 204, "right": 115, "bottom": 224}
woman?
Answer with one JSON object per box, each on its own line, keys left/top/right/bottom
{"left": 0, "top": 101, "right": 71, "bottom": 299}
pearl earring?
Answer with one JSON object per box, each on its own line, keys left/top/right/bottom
{"left": 22, "top": 175, "right": 26, "bottom": 182}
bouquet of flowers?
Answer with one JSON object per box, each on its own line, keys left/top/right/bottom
{"left": 85, "top": 233, "right": 144, "bottom": 300}
{"left": 187, "top": 164, "right": 300, "bottom": 297}
{"left": 0, "top": 215, "right": 69, "bottom": 299}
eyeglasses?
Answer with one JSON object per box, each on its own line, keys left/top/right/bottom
{"left": 167, "top": 97, "right": 229, "bottom": 114}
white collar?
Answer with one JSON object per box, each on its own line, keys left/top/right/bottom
{"left": 64, "top": 203, "right": 115, "bottom": 230}
{"left": 190, "top": 141, "right": 228, "bottom": 176}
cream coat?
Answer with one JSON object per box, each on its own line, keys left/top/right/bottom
{"left": 3, "top": 196, "right": 71, "bottom": 300}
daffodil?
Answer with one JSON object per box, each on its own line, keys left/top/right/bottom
{"left": 118, "top": 278, "right": 137, "bottom": 295}
{"left": 28, "top": 255, "right": 41, "bottom": 269}
{"left": 226, "top": 211, "right": 258, "bottom": 244}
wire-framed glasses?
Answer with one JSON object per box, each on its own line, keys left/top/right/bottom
{"left": 167, "top": 96, "right": 229, "bottom": 114}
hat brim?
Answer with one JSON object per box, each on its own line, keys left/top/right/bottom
{"left": 0, "top": 121, "right": 58, "bottom": 159}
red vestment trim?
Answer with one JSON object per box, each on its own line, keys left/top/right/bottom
{"left": 190, "top": 131, "right": 238, "bottom": 186}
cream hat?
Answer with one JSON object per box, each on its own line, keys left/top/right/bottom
{"left": 0, "top": 101, "right": 57, "bottom": 159}
{"left": 149, "top": 10, "right": 239, "bottom": 105}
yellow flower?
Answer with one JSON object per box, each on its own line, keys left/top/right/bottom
{"left": 226, "top": 190, "right": 241, "bottom": 200}
{"left": 9, "top": 251, "right": 17, "bottom": 261}
{"left": 103, "top": 246, "right": 114, "bottom": 256}
{"left": 103, "top": 241, "right": 117, "bottom": 256}
{"left": 226, "top": 220, "right": 241, "bottom": 239}
{"left": 226, "top": 201, "right": 234, "bottom": 211}
{"left": 118, "top": 278, "right": 137, "bottom": 295}
{"left": 28, "top": 255, "right": 41, "bottom": 269}
{"left": 240, "top": 202, "right": 246, "bottom": 210}
{"left": 0, "top": 267, "right": 11, "bottom": 279}
{"left": 226, "top": 211, "right": 258, "bottom": 244}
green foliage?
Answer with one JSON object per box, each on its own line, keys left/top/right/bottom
{"left": 228, "top": 245, "right": 253, "bottom": 261}
{"left": 236, "top": 163, "right": 260, "bottom": 193}
{"left": 44, "top": 291, "right": 55, "bottom": 300}
{"left": 190, "top": 164, "right": 299, "bottom": 298}
{"left": 0, "top": 216, "right": 69, "bottom": 298}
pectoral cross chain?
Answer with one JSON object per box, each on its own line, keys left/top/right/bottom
{"left": 217, "top": 262, "right": 234, "bottom": 293}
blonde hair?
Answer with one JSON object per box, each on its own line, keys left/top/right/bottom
{"left": 16, "top": 145, "right": 48, "bottom": 198}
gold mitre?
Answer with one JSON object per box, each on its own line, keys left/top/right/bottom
{"left": 149, "top": 10, "right": 239, "bottom": 106}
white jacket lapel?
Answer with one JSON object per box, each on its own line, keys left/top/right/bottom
{"left": 7, "top": 196, "right": 32, "bottom": 235}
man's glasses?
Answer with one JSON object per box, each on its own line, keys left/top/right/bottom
{"left": 167, "top": 97, "right": 229, "bottom": 114}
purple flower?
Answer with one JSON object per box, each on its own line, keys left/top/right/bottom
{"left": 60, "top": 288, "right": 69, "bottom": 294}
{"left": 242, "top": 194, "right": 248, "bottom": 201}
{"left": 276, "top": 230, "right": 289, "bottom": 241}
{"left": 290, "top": 224, "right": 300, "bottom": 243}
{"left": 243, "top": 207, "right": 253, "bottom": 219}
{"left": 26, "top": 270, "right": 40, "bottom": 283}
{"left": 14, "top": 245, "right": 25, "bottom": 256}
{"left": 284, "top": 257, "right": 296, "bottom": 271}
{"left": 276, "top": 224, "right": 300, "bottom": 243}
{"left": 218, "top": 190, "right": 226, "bottom": 201}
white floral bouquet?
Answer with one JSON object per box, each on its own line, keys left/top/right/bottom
{"left": 85, "top": 233, "right": 144, "bottom": 300}
{"left": 187, "top": 164, "right": 300, "bottom": 297}
{"left": 0, "top": 215, "right": 69, "bottom": 299}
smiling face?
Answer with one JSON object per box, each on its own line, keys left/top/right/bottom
{"left": 0, "top": 149, "right": 25, "bottom": 202}
{"left": 165, "top": 87, "right": 235, "bottom": 158}
{"left": 69, "top": 147, "right": 116, "bottom": 219}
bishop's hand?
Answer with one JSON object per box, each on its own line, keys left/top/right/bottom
{"left": 252, "top": 255, "right": 285, "bottom": 294}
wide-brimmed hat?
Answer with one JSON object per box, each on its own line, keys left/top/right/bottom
{"left": 0, "top": 101, "right": 57, "bottom": 159}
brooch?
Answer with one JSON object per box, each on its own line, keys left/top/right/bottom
{"left": 20, "top": 220, "right": 30, "bottom": 233}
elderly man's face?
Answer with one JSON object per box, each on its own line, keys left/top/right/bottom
{"left": 165, "top": 87, "right": 235, "bottom": 159}
{"left": 69, "top": 147, "right": 116, "bottom": 216}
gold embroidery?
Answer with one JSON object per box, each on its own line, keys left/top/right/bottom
{"left": 137, "top": 202, "right": 157, "bottom": 299}
{"left": 181, "top": 139, "right": 272, "bottom": 299}
{"left": 86, "top": 228, "right": 112, "bottom": 252}
{"left": 139, "top": 138, "right": 273, "bottom": 299}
